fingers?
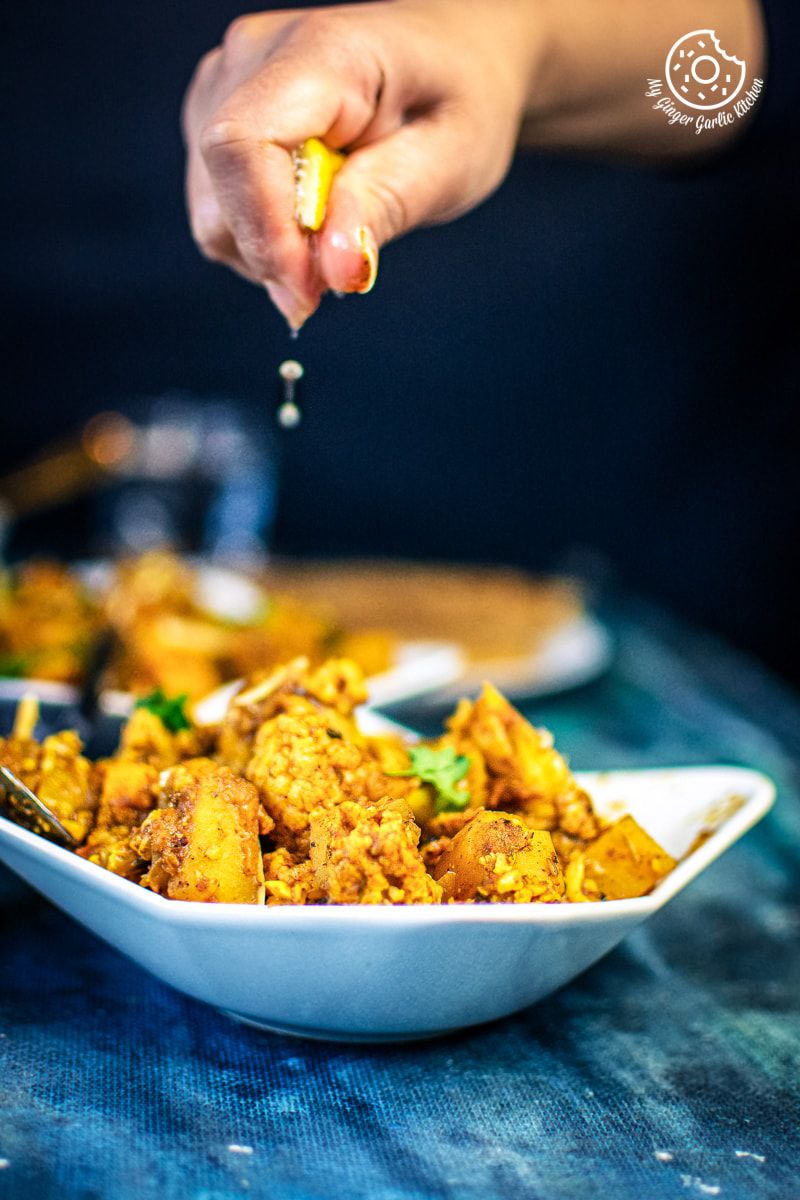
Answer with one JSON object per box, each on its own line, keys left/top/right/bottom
{"left": 186, "top": 141, "right": 259, "bottom": 282}
{"left": 184, "top": 45, "right": 265, "bottom": 285}
{"left": 183, "top": 10, "right": 493, "bottom": 322}
{"left": 314, "top": 187, "right": 379, "bottom": 296}
{"left": 317, "top": 110, "right": 478, "bottom": 295}
{"left": 200, "top": 115, "right": 322, "bottom": 325}
{"left": 193, "top": 18, "right": 385, "bottom": 326}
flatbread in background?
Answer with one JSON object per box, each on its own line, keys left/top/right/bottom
{"left": 263, "top": 560, "right": 583, "bottom": 667}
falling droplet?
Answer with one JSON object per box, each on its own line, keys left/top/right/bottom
{"left": 279, "top": 360, "right": 304, "bottom": 384}
{"left": 277, "top": 359, "right": 304, "bottom": 428}
{"left": 277, "top": 401, "right": 301, "bottom": 428}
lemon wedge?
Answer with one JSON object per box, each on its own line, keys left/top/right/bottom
{"left": 293, "top": 137, "right": 345, "bottom": 232}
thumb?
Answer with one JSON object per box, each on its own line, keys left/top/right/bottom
{"left": 317, "top": 112, "right": 473, "bottom": 295}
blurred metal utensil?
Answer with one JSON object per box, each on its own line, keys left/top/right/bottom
{"left": 0, "top": 765, "right": 78, "bottom": 849}
{"left": 77, "top": 628, "right": 119, "bottom": 723}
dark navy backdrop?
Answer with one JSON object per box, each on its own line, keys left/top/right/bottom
{"left": 2, "top": 1, "right": 799, "bottom": 678}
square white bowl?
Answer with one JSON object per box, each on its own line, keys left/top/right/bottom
{"left": 0, "top": 754, "right": 774, "bottom": 1042}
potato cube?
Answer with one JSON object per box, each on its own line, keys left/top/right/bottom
{"left": 434, "top": 810, "right": 565, "bottom": 903}
{"left": 579, "top": 815, "right": 676, "bottom": 900}
{"left": 132, "top": 759, "right": 264, "bottom": 903}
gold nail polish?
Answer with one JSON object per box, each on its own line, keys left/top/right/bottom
{"left": 355, "top": 227, "right": 378, "bottom": 294}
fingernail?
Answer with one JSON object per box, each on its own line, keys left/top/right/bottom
{"left": 325, "top": 224, "right": 378, "bottom": 295}
{"left": 264, "top": 282, "right": 313, "bottom": 331}
{"left": 354, "top": 226, "right": 378, "bottom": 294}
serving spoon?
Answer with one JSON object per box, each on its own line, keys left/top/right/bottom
{"left": 0, "top": 694, "right": 78, "bottom": 848}
{"left": 0, "top": 765, "right": 78, "bottom": 849}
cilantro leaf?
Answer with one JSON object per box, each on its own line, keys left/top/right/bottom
{"left": 389, "top": 745, "right": 471, "bottom": 814}
{"left": 134, "top": 688, "right": 191, "bottom": 733}
{"left": 0, "top": 652, "right": 32, "bottom": 679}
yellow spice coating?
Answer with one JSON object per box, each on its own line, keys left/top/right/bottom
{"left": 310, "top": 798, "right": 442, "bottom": 905}
{"left": 132, "top": 758, "right": 264, "bottom": 903}
{"left": 434, "top": 810, "right": 565, "bottom": 903}
{"left": 1, "top": 658, "right": 679, "bottom": 909}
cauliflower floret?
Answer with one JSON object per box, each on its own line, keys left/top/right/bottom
{"left": 246, "top": 709, "right": 368, "bottom": 854}
{"left": 218, "top": 656, "right": 367, "bottom": 772}
{"left": 262, "top": 847, "right": 320, "bottom": 906}
{"left": 309, "top": 797, "right": 442, "bottom": 905}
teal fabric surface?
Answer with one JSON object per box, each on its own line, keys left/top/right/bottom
{"left": 1, "top": 602, "right": 798, "bottom": 1200}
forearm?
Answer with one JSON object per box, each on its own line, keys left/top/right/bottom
{"left": 521, "top": 0, "right": 766, "bottom": 156}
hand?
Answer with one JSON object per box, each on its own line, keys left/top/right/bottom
{"left": 182, "top": 1, "right": 539, "bottom": 327}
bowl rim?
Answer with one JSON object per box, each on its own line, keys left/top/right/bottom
{"left": 0, "top": 765, "right": 775, "bottom": 928}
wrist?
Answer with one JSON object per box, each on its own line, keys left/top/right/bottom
{"left": 393, "top": 0, "right": 547, "bottom": 124}
{"left": 461, "top": 0, "right": 549, "bottom": 120}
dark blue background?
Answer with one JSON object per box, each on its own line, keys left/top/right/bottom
{"left": 2, "top": 1, "right": 799, "bottom": 679}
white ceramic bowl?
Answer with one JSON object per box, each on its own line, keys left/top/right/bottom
{"left": 0, "top": 758, "right": 774, "bottom": 1042}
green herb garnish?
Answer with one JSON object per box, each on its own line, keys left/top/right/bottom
{"left": 0, "top": 652, "right": 33, "bottom": 679}
{"left": 389, "top": 745, "right": 471, "bottom": 814}
{"left": 134, "top": 688, "right": 191, "bottom": 733}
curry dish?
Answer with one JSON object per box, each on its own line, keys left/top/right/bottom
{"left": 0, "top": 657, "right": 676, "bottom": 905}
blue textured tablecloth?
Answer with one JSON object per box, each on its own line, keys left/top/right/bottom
{"left": 1, "top": 600, "right": 798, "bottom": 1200}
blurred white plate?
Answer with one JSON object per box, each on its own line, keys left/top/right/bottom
{"left": 419, "top": 613, "right": 613, "bottom": 706}
{"left": 0, "top": 700, "right": 775, "bottom": 1042}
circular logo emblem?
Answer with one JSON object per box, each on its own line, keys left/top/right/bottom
{"left": 665, "top": 30, "right": 746, "bottom": 111}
